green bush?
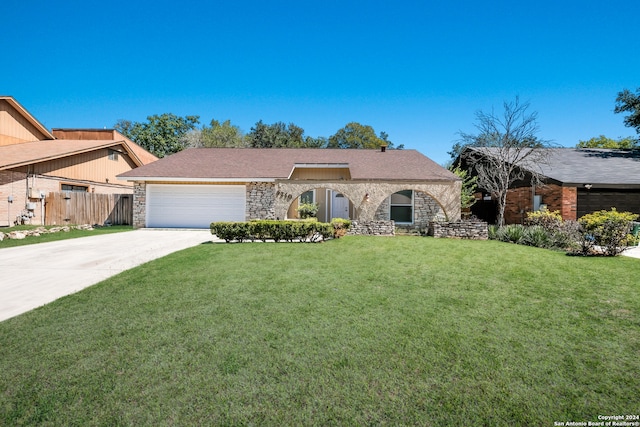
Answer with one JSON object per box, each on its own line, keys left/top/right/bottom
{"left": 577, "top": 208, "right": 639, "bottom": 256}
{"left": 210, "top": 222, "right": 252, "bottom": 242}
{"left": 496, "top": 224, "right": 526, "bottom": 244}
{"left": 525, "top": 208, "right": 563, "bottom": 232}
{"left": 488, "top": 225, "right": 499, "bottom": 240}
{"left": 522, "top": 225, "right": 551, "bottom": 248}
{"left": 488, "top": 208, "right": 640, "bottom": 256}
{"left": 211, "top": 220, "right": 337, "bottom": 243}
{"left": 297, "top": 203, "right": 319, "bottom": 219}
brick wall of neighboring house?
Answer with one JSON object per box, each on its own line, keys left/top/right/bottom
{"left": 504, "top": 187, "right": 534, "bottom": 224}
{"left": 504, "top": 183, "right": 577, "bottom": 224}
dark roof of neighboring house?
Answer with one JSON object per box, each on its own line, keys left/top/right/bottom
{"left": 464, "top": 147, "right": 640, "bottom": 186}
{"left": 0, "top": 139, "right": 150, "bottom": 170}
{"left": 118, "top": 148, "right": 458, "bottom": 182}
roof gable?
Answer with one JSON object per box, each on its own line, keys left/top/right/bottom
{"left": 0, "top": 96, "right": 55, "bottom": 145}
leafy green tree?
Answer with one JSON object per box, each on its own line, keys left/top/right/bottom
{"left": 328, "top": 122, "right": 396, "bottom": 149}
{"left": 246, "top": 120, "right": 313, "bottom": 148}
{"left": 449, "top": 166, "right": 477, "bottom": 210}
{"left": 577, "top": 135, "right": 638, "bottom": 149}
{"left": 115, "top": 114, "right": 200, "bottom": 157}
{"left": 200, "top": 119, "right": 245, "bottom": 147}
{"left": 615, "top": 87, "right": 640, "bottom": 140}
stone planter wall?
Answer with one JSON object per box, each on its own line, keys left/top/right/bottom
{"left": 429, "top": 220, "right": 488, "bottom": 239}
{"left": 347, "top": 220, "right": 395, "bottom": 236}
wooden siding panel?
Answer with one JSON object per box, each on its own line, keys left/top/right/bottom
{"left": 51, "top": 129, "right": 117, "bottom": 140}
{"left": 31, "top": 150, "right": 135, "bottom": 186}
{"left": 289, "top": 168, "right": 351, "bottom": 180}
{"left": 0, "top": 101, "right": 50, "bottom": 145}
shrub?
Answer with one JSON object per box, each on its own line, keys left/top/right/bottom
{"left": 525, "top": 208, "right": 563, "bottom": 232}
{"left": 488, "top": 225, "right": 499, "bottom": 240}
{"left": 211, "top": 220, "right": 337, "bottom": 243}
{"left": 210, "top": 222, "right": 252, "bottom": 243}
{"left": 577, "top": 208, "right": 639, "bottom": 256}
{"left": 496, "top": 224, "right": 526, "bottom": 244}
{"left": 551, "top": 220, "right": 582, "bottom": 252}
{"left": 297, "top": 203, "right": 319, "bottom": 219}
{"left": 330, "top": 218, "right": 352, "bottom": 238}
{"left": 522, "top": 225, "right": 551, "bottom": 248}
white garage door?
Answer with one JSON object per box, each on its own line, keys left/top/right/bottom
{"left": 147, "top": 184, "right": 246, "bottom": 228}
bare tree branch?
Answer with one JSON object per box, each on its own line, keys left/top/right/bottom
{"left": 458, "top": 97, "right": 554, "bottom": 226}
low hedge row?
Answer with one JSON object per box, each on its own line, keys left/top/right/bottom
{"left": 210, "top": 219, "right": 351, "bottom": 243}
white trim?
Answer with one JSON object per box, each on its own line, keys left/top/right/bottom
{"left": 325, "top": 189, "right": 331, "bottom": 220}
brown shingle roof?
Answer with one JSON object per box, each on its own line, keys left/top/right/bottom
{"left": 118, "top": 148, "right": 457, "bottom": 181}
{"left": 0, "top": 139, "right": 143, "bottom": 170}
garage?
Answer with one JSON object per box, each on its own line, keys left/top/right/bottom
{"left": 146, "top": 184, "right": 246, "bottom": 228}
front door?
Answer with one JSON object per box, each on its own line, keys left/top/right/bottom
{"left": 331, "top": 191, "right": 349, "bottom": 219}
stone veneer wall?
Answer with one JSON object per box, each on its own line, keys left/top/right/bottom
{"left": 429, "top": 220, "right": 488, "bottom": 239}
{"left": 374, "top": 191, "right": 445, "bottom": 231}
{"left": 347, "top": 220, "right": 395, "bottom": 236}
{"left": 246, "top": 182, "right": 276, "bottom": 220}
{"left": 133, "top": 182, "right": 146, "bottom": 228}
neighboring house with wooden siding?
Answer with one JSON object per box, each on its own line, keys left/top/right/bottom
{"left": 0, "top": 96, "right": 158, "bottom": 226}
{"left": 460, "top": 147, "right": 640, "bottom": 224}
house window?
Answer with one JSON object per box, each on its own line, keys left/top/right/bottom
{"left": 390, "top": 190, "right": 413, "bottom": 223}
{"left": 61, "top": 184, "right": 89, "bottom": 192}
{"left": 300, "top": 190, "right": 315, "bottom": 204}
{"left": 108, "top": 149, "right": 119, "bottom": 161}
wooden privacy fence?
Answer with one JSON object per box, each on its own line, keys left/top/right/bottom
{"left": 45, "top": 192, "right": 133, "bottom": 226}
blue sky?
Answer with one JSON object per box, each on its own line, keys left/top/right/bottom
{"left": 3, "top": 0, "right": 638, "bottom": 164}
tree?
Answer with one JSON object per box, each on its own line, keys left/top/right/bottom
{"left": 449, "top": 165, "right": 477, "bottom": 210}
{"left": 200, "top": 119, "right": 245, "bottom": 147}
{"left": 457, "top": 97, "right": 552, "bottom": 226}
{"left": 328, "top": 122, "right": 396, "bottom": 149}
{"left": 615, "top": 87, "right": 640, "bottom": 140}
{"left": 576, "top": 135, "right": 638, "bottom": 149}
{"left": 246, "top": 120, "right": 314, "bottom": 148}
{"left": 115, "top": 113, "right": 200, "bottom": 157}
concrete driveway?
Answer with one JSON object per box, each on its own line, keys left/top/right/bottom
{"left": 0, "top": 229, "right": 215, "bottom": 322}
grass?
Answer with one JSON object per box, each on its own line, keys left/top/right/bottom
{"left": 0, "top": 225, "right": 133, "bottom": 248}
{"left": 1, "top": 236, "right": 639, "bottom": 425}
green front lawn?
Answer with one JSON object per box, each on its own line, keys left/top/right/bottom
{"left": 1, "top": 237, "right": 638, "bottom": 425}
{"left": 0, "top": 225, "right": 133, "bottom": 248}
